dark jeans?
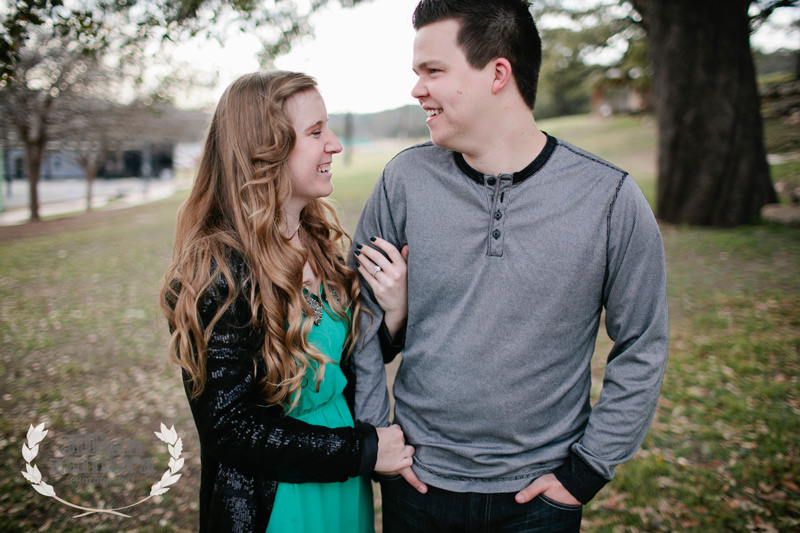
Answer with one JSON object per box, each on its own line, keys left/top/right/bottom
{"left": 380, "top": 475, "right": 582, "bottom": 533}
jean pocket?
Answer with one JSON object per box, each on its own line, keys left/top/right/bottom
{"left": 538, "top": 494, "right": 583, "bottom": 512}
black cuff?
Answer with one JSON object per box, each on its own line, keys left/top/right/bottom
{"left": 552, "top": 450, "right": 609, "bottom": 504}
{"left": 378, "top": 319, "right": 406, "bottom": 364}
{"left": 355, "top": 422, "right": 378, "bottom": 475}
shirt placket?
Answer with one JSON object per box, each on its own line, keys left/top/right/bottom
{"left": 484, "top": 174, "right": 512, "bottom": 257}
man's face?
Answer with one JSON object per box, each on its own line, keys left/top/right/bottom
{"left": 411, "top": 19, "right": 494, "bottom": 154}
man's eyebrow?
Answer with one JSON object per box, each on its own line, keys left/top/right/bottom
{"left": 414, "top": 60, "right": 444, "bottom": 72}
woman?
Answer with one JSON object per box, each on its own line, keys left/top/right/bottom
{"left": 159, "top": 71, "right": 412, "bottom": 532}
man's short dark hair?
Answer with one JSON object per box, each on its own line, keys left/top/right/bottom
{"left": 412, "top": 0, "right": 542, "bottom": 110}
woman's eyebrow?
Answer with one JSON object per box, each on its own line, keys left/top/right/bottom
{"left": 304, "top": 120, "right": 324, "bottom": 133}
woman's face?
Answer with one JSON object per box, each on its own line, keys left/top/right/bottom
{"left": 284, "top": 88, "right": 343, "bottom": 210}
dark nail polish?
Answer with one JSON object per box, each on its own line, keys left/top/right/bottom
{"left": 356, "top": 244, "right": 363, "bottom": 250}
{"left": 370, "top": 236, "right": 376, "bottom": 242}
{"left": 355, "top": 250, "right": 361, "bottom": 256}
{"left": 355, "top": 261, "right": 361, "bottom": 267}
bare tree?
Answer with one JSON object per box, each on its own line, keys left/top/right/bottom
{"left": 64, "top": 97, "right": 209, "bottom": 211}
{"left": 0, "top": 27, "right": 102, "bottom": 221}
{"left": 1, "top": 0, "right": 373, "bottom": 223}
{"left": 61, "top": 99, "right": 118, "bottom": 211}
{"left": 74, "top": 141, "right": 109, "bottom": 212}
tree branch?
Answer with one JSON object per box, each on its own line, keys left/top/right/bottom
{"left": 750, "top": 0, "right": 800, "bottom": 32}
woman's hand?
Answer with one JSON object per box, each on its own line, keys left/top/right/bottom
{"left": 374, "top": 425, "right": 428, "bottom": 494}
{"left": 374, "top": 425, "right": 413, "bottom": 473}
{"left": 355, "top": 237, "right": 409, "bottom": 339}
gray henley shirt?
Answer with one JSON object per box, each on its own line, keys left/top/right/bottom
{"left": 351, "top": 135, "right": 669, "bottom": 502}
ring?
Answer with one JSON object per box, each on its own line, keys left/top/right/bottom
{"left": 372, "top": 265, "right": 382, "bottom": 276}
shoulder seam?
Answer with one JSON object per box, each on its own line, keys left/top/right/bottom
{"left": 607, "top": 173, "right": 629, "bottom": 239}
{"left": 558, "top": 141, "right": 626, "bottom": 175}
{"left": 380, "top": 172, "right": 401, "bottom": 245}
{"left": 602, "top": 173, "right": 629, "bottom": 296}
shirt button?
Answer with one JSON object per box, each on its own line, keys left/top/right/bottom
{"left": 492, "top": 229, "right": 501, "bottom": 239}
{"left": 494, "top": 211, "right": 502, "bottom": 220}
{"left": 487, "top": 177, "right": 497, "bottom": 186}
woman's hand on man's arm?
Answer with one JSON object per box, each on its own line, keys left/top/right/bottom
{"left": 355, "top": 237, "right": 409, "bottom": 340}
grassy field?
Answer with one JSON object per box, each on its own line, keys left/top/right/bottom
{"left": 0, "top": 114, "right": 798, "bottom": 532}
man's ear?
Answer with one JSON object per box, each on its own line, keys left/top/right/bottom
{"left": 491, "top": 58, "right": 513, "bottom": 95}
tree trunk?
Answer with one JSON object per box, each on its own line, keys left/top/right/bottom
{"left": 79, "top": 148, "right": 107, "bottom": 212}
{"left": 632, "top": 0, "right": 777, "bottom": 226}
{"left": 86, "top": 171, "right": 95, "bottom": 212}
{"left": 25, "top": 141, "right": 43, "bottom": 222}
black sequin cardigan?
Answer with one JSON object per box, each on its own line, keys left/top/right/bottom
{"left": 175, "top": 254, "right": 385, "bottom": 532}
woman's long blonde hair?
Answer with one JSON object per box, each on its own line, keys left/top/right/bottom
{"left": 159, "top": 71, "right": 363, "bottom": 412}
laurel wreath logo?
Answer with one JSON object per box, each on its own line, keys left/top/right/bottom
{"left": 21, "top": 422, "right": 184, "bottom": 517}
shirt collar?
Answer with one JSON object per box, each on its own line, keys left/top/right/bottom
{"left": 454, "top": 133, "right": 557, "bottom": 186}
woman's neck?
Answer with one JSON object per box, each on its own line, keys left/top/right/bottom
{"left": 283, "top": 217, "right": 301, "bottom": 238}
{"left": 302, "top": 261, "right": 318, "bottom": 293}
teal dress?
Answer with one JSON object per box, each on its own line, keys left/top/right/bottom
{"left": 266, "top": 290, "right": 374, "bottom": 533}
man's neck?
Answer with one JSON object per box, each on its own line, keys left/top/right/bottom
{"left": 462, "top": 123, "right": 547, "bottom": 176}
{"left": 462, "top": 108, "right": 547, "bottom": 175}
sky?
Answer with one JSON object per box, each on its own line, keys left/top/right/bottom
{"left": 275, "top": 0, "right": 421, "bottom": 114}
{"left": 173, "top": 0, "right": 799, "bottom": 115}
{"left": 173, "top": 0, "right": 421, "bottom": 114}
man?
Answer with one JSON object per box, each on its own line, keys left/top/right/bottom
{"left": 351, "top": 0, "right": 669, "bottom": 530}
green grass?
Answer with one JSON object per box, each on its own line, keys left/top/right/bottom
{"left": 763, "top": 113, "right": 800, "bottom": 205}
{"left": 0, "top": 199, "right": 193, "bottom": 531}
{"left": 591, "top": 222, "right": 800, "bottom": 532}
{"left": 1, "top": 115, "right": 799, "bottom": 531}
{"left": 764, "top": 115, "right": 800, "bottom": 158}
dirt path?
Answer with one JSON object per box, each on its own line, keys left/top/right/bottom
{"left": 0, "top": 197, "right": 182, "bottom": 245}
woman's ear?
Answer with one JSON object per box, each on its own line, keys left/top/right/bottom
{"left": 491, "top": 58, "right": 513, "bottom": 95}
